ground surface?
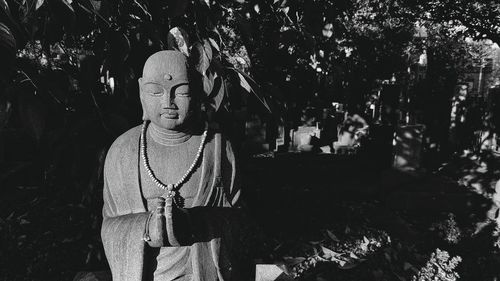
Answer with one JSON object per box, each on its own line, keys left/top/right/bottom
{"left": 1, "top": 150, "right": 499, "bottom": 281}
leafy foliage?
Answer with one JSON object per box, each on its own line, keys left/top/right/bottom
{"left": 1, "top": 0, "right": 500, "bottom": 280}
{"left": 412, "top": 248, "right": 462, "bottom": 281}
{"left": 416, "top": 0, "right": 500, "bottom": 44}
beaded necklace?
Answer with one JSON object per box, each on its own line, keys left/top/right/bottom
{"left": 140, "top": 121, "right": 208, "bottom": 206}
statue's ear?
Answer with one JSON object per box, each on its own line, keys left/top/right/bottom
{"left": 138, "top": 78, "right": 149, "bottom": 120}
{"left": 138, "top": 77, "right": 143, "bottom": 89}
{"left": 138, "top": 77, "right": 146, "bottom": 101}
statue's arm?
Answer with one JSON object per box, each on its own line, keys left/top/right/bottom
{"left": 100, "top": 142, "right": 166, "bottom": 250}
{"left": 100, "top": 177, "right": 149, "bottom": 279}
{"left": 101, "top": 176, "right": 165, "bottom": 252}
{"left": 222, "top": 137, "right": 242, "bottom": 207}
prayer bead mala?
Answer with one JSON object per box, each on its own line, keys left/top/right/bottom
{"left": 140, "top": 121, "right": 208, "bottom": 205}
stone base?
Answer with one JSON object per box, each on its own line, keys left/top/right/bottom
{"left": 255, "top": 264, "right": 294, "bottom": 281}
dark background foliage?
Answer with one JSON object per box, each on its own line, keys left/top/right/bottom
{"left": 1, "top": 0, "right": 500, "bottom": 280}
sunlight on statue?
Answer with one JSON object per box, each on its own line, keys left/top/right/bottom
{"left": 101, "top": 50, "right": 243, "bottom": 281}
{"left": 139, "top": 51, "right": 193, "bottom": 131}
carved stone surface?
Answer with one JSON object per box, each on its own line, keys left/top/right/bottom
{"left": 255, "top": 265, "right": 293, "bottom": 281}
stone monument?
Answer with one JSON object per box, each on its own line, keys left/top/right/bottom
{"left": 101, "top": 50, "right": 243, "bottom": 281}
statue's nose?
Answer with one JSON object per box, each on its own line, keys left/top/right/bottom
{"left": 161, "top": 89, "right": 177, "bottom": 109}
{"left": 161, "top": 89, "right": 172, "bottom": 105}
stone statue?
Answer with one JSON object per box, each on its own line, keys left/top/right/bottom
{"left": 101, "top": 51, "right": 243, "bottom": 281}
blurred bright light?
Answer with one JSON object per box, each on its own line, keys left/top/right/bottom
{"left": 345, "top": 47, "right": 352, "bottom": 57}
{"left": 109, "top": 77, "right": 115, "bottom": 93}
{"left": 322, "top": 23, "right": 333, "bottom": 38}
{"left": 418, "top": 50, "right": 427, "bottom": 66}
{"left": 254, "top": 4, "right": 260, "bottom": 13}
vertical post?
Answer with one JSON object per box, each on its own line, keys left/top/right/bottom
{"left": 477, "top": 57, "right": 484, "bottom": 96}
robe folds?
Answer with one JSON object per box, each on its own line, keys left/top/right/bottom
{"left": 101, "top": 125, "right": 242, "bottom": 281}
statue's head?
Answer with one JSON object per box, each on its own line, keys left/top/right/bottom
{"left": 139, "top": 50, "right": 195, "bottom": 131}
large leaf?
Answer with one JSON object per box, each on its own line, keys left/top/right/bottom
{"left": 18, "top": 0, "right": 45, "bottom": 20}
{"left": 208, "top": 37, "right": 220, "bottom": 53}
{"left": 0, "top": 22, "right": 16, "bottom": 76}
{"left": 0, "top": 0, "right": 26, "bottom": 47}
{"left": 167, "top": 27, "right": 189, "bottom": 56}
{"left": 236, "top": 72, "right": 251, "bottom": 92}
{"left": 234, "top": 69, "right": 272, "bottom": 114}
{"left": 36, "top": 0, "right": 44, "bottom": 10}
{"left": 207, "top": 76, "right": 225, "bottom": 111}
{"left": 191, "top": 39, "right": 213, "bottom": 75}
{"left": 201, "top": 70, "right": 216, "bottom": 96}
{"left": 0, "top": 0, "right": 10, "bottom": 14}
{"left": 321, "top": 246, "right": 342, "bottom": 261}
{"left": 326, "top": 230, "right": 340, "bottom": 242}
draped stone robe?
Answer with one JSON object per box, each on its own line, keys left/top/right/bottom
{"left": 101, "top": 125, "right": 241, "bottom": 281}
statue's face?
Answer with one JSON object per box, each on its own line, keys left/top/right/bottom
{"left": 139, "top": 51, "right": 193, "bottom": 131}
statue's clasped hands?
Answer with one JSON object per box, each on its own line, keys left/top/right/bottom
{"left": 143, "top": 197, "right": 167, "bottom": 247}
{"left": 143, "top": 193, "right": 191, "bottom": 247}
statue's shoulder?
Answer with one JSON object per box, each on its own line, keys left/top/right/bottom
{"left": 107, "top": 125, "right": 141, "bottom": 158}
{"left": 207, "top": 128, "right": 237, "bottom": 161}
{"left": 207, "top": 123, "right": 228, "bottom": 142}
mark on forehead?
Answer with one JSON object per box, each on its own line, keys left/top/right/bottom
{"left": 164, "top": 74, "right": 173, "bottom": 81}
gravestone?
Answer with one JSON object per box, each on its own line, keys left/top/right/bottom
{"left": 244, "top": 114, "right": 269, "bottom": 154}
{"left": 380, "top": 84, "right": 400, "bottom": 125}
{"left": 393, "top": 125, "right": 425, "bottom": 171}
{"left": 290, "top": 125, "right": 320, "bottom": 152}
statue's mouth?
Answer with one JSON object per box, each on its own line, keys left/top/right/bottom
{"left": 161, "top": 112, "right": 179, "bottom": 119}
